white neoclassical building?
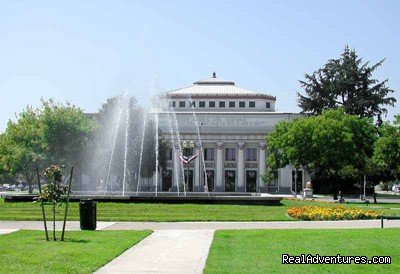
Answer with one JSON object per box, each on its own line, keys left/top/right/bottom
{"left": 156, "top": 73, "right": 308, "bottom": 194}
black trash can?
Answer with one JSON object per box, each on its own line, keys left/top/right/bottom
{"left": 79, "top": 199, "right": 97, "bottom": 230}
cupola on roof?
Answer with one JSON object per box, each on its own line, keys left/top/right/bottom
{"left": 193, "top": 72, "right": 235, "bottom": 86}
{"left": 164, "top": 72, "right": 276, "bottom": 100}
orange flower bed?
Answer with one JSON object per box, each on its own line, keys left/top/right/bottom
{"left": 287, "top": 206, "right": 381, "bottom": 221}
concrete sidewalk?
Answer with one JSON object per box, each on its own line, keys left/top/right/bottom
{"left": 96, "top": 230, "right": 214, "bottom": 274}
{"left": 1, "top": 219, "right": 400, "bottom": 231}
{"left": 0, "top": 229, "right": 19, "bottom": 235}
{"left": 0, "top": 221, "right": 115, "bottom": 231}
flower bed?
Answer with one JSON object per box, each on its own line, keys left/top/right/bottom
{"left": 287, "top": 206, "right": 381, "bottom": 221}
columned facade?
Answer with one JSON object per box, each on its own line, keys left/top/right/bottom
{"left": 215, "top": 141, "right": 224, "bottom": 192}
{"left": 237, "top": 142, "right": 245, "bottom": 192}
{"left": 167, "top": 140, "right": 276, "bottom": 193}
{"left": 156, "top": 73, "right": 307, "bottom": 194}
{"left": 258, "top": 141, "right": 266, "bottom": 191}
{"left": 172, "top": 143, "right": 181, "bottom": 191}
{"left": 194, "top": 142, "right": 201, "bottom": 192}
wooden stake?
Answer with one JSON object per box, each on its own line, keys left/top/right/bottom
{"left": 37, "top": 168, "right": 49, "bottom": 241}
{"left": 61, "top": 167, "right": 74, "bottom": 241}
{"left": 53, "top": 201, "right": 56, "bottom": 241}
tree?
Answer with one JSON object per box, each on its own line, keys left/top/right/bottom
{"left": 0, "top": 100, "right": 97, "bottom": 193}
{"left": 139, "top": 117, "right": 168, "bottom": 187}
{"left": 0, "top": 106, "right": 45, "bottom": 193}
{"left": 266, "top": 108, "right": 377, "bottom": 198}
{"left": 90, "top": 95, "right": 142, "bottom": 191}
{"left": 298, "top": 45, "right": 396, "bottom": 119}
{"left": 41, "top": 99, "right": 97, "bottom": 170}
{"left": 373, "top": 115, "right": 400, "bottom": 180}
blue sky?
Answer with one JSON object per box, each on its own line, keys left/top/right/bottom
{"left": 1, "top": 0, "right": 399, "bottom": 131}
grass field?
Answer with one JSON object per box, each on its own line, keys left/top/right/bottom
{"left": 0, "top": 198, "right": 399, "bottom": 221}
{"left": 0, "top": 230, "right": 151, "bottom": 273}
{"left": 204, "top": 228, "right": 400, "bottom": 273}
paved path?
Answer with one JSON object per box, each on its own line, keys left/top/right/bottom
{"left": 0, "top": 229, "right": 19, "bottom": 235}
{"left": 102, "top": 219, "right": 400, "bottom": 230}
{"left": 96, "top": 230, "right": 214, "bottom": 274}
{"left": 1, "top": 219, "right": 400, "bottom": 231}
{"left": 0, "top": 221, "right": 115, "bottom": 230}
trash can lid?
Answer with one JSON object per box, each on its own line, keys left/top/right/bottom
{"left": 80, "top": 199, "right": 94, "bottom": 203}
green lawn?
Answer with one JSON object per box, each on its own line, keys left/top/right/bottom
{"left": 0, "top": 198, "right": 398, "bottom": 221}
{"left": 0, "top": 230, "right": 151, "bottom": 273}
{"left": 205, "top": 228, "right": 400, "bottom": 273}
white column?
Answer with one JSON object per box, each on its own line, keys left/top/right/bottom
{"left": 237, "top": 142, "right": 245, "bottom": 192}
{"left": 215, "top": 141, "right": 224, "bottom": 192}
{"left": 172, "top": 143, "right": 180, "bottom": 192}
{"left": 194, "top": 142, "right": 201, "bottom": 192}
{"left": 258, "top": 142, "right": 266, "bottom": 192}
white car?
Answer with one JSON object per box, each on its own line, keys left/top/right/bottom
{"left": 392, "top": 185, "right": 400, "bottom": 193}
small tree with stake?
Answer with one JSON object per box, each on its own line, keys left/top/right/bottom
{"left": 37, "top": 165, "right": 73, "bottom": 241}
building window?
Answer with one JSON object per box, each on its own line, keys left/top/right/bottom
{"left": 229, "top": 101, "right": 235, "bottom": 108}
{"left": 169, "top": 101, "right": 176, "bottom": 108}
{"left": 239, "top": 101, "right": 245, "bottom": 108}
{"left": 199, "top": 101, "right": 205, "bottom": 107}
{"left": 219, "top": 101, "right": 225, "bottom": 108}
{"left": 266, "top": 102, "right": 271, "bottom": 108}
{"left": 168, "top": 147, "right": 173, "bottom": 160}
{"left": 225, "top": 148, "right": 236, "bottom": 161}
{"left": 179, "top": 101, "right": 185, "bottom": 108}
{"left": 204, "top": 148, "right": 215, "bottom": 161}
{"left": 189, "top": 101, "right": 195, "bottom": 107}
{"left": 246, "top": 148, "right": 257, "bottom": 161}
{"left": 249, "top": 101, "right": 255, "bottom": 108}
{"left": 209, "top": 101, "right": 215, "bottom": 108}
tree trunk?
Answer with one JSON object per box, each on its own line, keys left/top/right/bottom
{"left": 26, "top": 174, "right": 33, "bottom": 194}
{"left": 332, "top": 176, "right": 338, "bottom": 200}
{"left": 53, "top": 202, "right": 56, "bottom": 241}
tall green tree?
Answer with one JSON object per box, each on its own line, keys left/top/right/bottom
{"left": 373, "top": 115, "right": 400, "bottom": 179}
{"left": 0, "top": 106, "right": 45, "bottom": 193}
{"left": 298, "top": 45, "right": 396, "bottom": 119}
{"left": 266, "top": 108, "right": 377, "bottom": 197}
{"left": 0, "top": 100, "right": 97, "bottom": 193}
{"left": 41, "top": 99, "right": 97, "bottom": 169}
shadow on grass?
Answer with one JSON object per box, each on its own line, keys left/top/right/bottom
{"left": 33, "top": 235, "right": 91, "bottom": 244}
{"left": 65, "top": 238, "right": 91, "bottom": 243}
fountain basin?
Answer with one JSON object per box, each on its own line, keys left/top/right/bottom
{"left": 3, "top": 192, "right": 282, "bottom": 205}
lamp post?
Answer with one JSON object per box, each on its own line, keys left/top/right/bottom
{"left": 182, "top": 140, "right": 195, "bottom": 191}
{"left": 294, "top": 170, "right": 298, "bottom": 197}
{"left": 293, "top": 168, "right": 300, "bottom": 198}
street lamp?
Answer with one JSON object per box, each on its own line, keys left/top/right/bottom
{"left": 293, "top": 168, "right": 299, "bottom": 198}
{"left": 180, "top": 140, "right": 196, "bottom": 192}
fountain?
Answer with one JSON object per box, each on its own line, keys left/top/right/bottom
{"left": 63, "top": 92, "right": 282, "bottom": 205}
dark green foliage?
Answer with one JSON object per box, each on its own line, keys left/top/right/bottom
{"left": 0, "top": 100, "right": 97, "bottom": 193}
{"left": 298, "top": 45, "right": 396, "bottom": 118}
{"left": 266, "top": 109, "right": 377, "bottom": 194}
{"left": 373, "top": 115, "right": 400, "bottom": 180}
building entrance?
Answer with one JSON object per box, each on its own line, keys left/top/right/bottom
{"left": 246, "top": 170, "right": 257, "bottom": 192}
{"left": 162, "top": 170, "right": 172, "bottom": 191}
{"left": 183, "top": 170, "right": 194, "bottom": 191}
{"left": 225, "top": 170, "right": 236, "bottom": 192}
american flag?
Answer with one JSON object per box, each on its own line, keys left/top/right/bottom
{"left": 179, "top": 155, "right": 198, "bottom": 164}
